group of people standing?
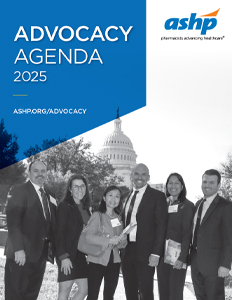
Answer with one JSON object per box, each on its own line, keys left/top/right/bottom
{"left": 4, "top": 160, "right": 232, "bottom": 300}
{"left": 56, "top": 175, "right": 126, "bottom": 300}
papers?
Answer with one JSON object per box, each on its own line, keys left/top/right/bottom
{"left": 164, "top": 239, "right": 187, "bottom": 269}
{"left": 122, "top": 222, "right": 137, "bottom": 235}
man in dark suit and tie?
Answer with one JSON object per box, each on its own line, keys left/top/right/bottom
{"left": 191, "top": 169, "right": 232, "bottom": 300}
{"left": 121, "top": 163, "right": 168, "bottom": 300}
{"left": 4, "top": 160, "right": 57, "bottom": 300}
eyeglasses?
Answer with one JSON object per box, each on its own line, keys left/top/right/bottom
{"left": 72, "top": 185, "right": 86, "bottom": 190}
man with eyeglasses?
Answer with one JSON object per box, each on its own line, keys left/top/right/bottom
{"left": 4, "top": 160, "right": 57, "bottom": 300}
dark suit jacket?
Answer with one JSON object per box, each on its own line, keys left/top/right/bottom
{"left": 122, "top": 185, "right": 168, "bottom": 262}
{"left": 55, "top": 200, "right": 90, "bottom": 260}
{"left": 192, "top": 194, "right": 232, "bottom": 275}
{"left": 5, "top": 181, "right": 56, "bottom": 263}
{"left": 166, "top": 199, "right": 194, "bottom": 263}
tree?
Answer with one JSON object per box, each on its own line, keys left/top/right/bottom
{"left": 24, "top": 137, "right": 124, "bottom": 204}
{"left": 219, "top": 178, "right": 232, "bottom": 201}
{"left": 0, "top": 119, "right": 28, "bottom": 205}
{"left": 220, "top": 152, "right": 232, "bottom": 201}
{"left": 0, "top": 161, "right": 27, "bottom": 185}
{"left": 0, "top": 161, "right": 28, "bottom": 205}
{"left": 221, "top": 152, "right": 232, "bottom": 179}
{"left": 0, "top": 118, "right": 19, "bottom": 169}
{"left": 23, "top": 137, "right": 67, "bottom": 158}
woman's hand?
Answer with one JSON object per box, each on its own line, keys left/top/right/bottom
{"left": 109, "top": 236, "right": 120, "bottom": 245}
{"left": 173, "top": 259, "right": 184, "bottom": 269}
{"left": 61, "top": 258, "right": 73, "bottom": 275}
{"left": 119, "top": 233, "right": 127, "bottom": 242}
{"left": 117, "top": 234, "right": 127, "bottom": 249}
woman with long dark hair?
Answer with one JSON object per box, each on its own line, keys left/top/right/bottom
{"left": 85, "top": 185, "right": 127, "bottom": 300}
{"left": 56, "top": 174, "right": 91, "bottom": 300}
{"left": 157, "top": 173, "right": 194, "bottom": 300}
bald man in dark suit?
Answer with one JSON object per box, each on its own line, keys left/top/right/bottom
{"left": 121, "top": 163, "right": 168, "bottom": 300}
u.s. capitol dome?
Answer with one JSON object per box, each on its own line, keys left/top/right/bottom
{"left": 97, "top": 117, "right": 137, "bottom": 188}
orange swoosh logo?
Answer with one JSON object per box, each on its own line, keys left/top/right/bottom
{"left": 200, "top": 8, "right": 220, "bottom": 17}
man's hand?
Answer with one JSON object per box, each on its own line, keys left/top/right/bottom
{"left": 15, "top": 250, "right": 26, "bottom": 266}
{"left": 173, "top": 260, "right": 184, "bottom": 269}
{"left": 61, "top": 258, "right": 73, "bottom": 275}
{"left": 218, "top": 266, "right": 230, "bottom": 278}
{"left": 148, "top": 255, "right": 159, "bottom": 267}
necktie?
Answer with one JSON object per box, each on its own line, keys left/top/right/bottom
{"left": 39, "top": 188, "right": 53, "bottom": 263}
{"left": 39, "top": 188, "right": 51, "bottom": 223}
{"left": 126, "top": 190, "right": 139, "bottom": 227}
{"left": 192, "top": 199, "right": 206, "bottom": 250}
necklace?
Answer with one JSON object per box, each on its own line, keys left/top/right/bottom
{"left": 106, "top": 211, "right": 115, "bottom": 218}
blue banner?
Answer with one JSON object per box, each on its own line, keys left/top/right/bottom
{"left": 1, "top": 0, "right": 146, "bottom": 163}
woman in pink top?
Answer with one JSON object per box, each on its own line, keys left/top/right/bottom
{"left": 85, "top": 185, "right": 127, "bottom": 300}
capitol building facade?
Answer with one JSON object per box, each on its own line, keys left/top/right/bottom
{"left": 97, "top": 117, "right": 165, "bottom": 192}
{"left": 97, "top": 117, "right": 137, "bottom": 189}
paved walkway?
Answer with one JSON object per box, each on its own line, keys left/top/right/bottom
{"left": 97, "top": 275, "right": 196, "bottom": 300}
{"left": 0, "top": 247, "right": 196, "bottom": 299}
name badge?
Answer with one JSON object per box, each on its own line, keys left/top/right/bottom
{"left": 111, "top": 218, "right": 121, "bottom": 227}
{"left": 168, "top": 204, "right": 178, "bottom": 213}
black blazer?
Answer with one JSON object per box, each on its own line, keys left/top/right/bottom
{"left": 165, "top": 199, "right": 194, "bottom": 263}
{"left": 122, "top": 185, "right": 168, "bottom": 262}
{"left": 192, "top": 194, "right": 232, "bottom": 275}
{"left": 55, "top": 200, "right": 90, "bottom": 260}
{"left": 5, "top": 181, "right": 56, "bottom": 263}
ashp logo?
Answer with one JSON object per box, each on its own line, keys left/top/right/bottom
{"left": 164, "top": 9, "right": 220, "bottom": 35}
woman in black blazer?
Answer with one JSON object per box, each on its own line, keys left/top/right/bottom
{"left": 157, "top": 173, "right": 194, "bottom": 300}
{"left": 56, "top": 174, "right": 91, "bottom": 300}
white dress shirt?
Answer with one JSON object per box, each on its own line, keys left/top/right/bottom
{"left": 192, "top": 192, "right": 217, "bottom": 237}
{"left": 30, "top": 180, "right": 51, "bottom": 219}
{"left": 125, "top": 184, "right": 147, "bottom": 242}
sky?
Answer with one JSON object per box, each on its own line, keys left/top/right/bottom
{"left": 75, "top": 1, "right": 232, "bottom": 202}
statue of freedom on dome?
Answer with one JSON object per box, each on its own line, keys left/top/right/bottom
{"left": 116, "top": 107, "right": 119, "bottom": 119}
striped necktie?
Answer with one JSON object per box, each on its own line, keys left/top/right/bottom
{"left": 192, "top": 199, "right": 206, "bottom": 250}
{"left": 39, "top": 188, "right": 51, "bottom": 223}
{"left": 126, "top": 190, "right": 139, "bottom": 227}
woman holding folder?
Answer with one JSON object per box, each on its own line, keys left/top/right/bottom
{"left": 85, "top": 185, "right": 127, "bottom": 300}
{"left": 157, "top": 173, "right": 194, "bottom": 300}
